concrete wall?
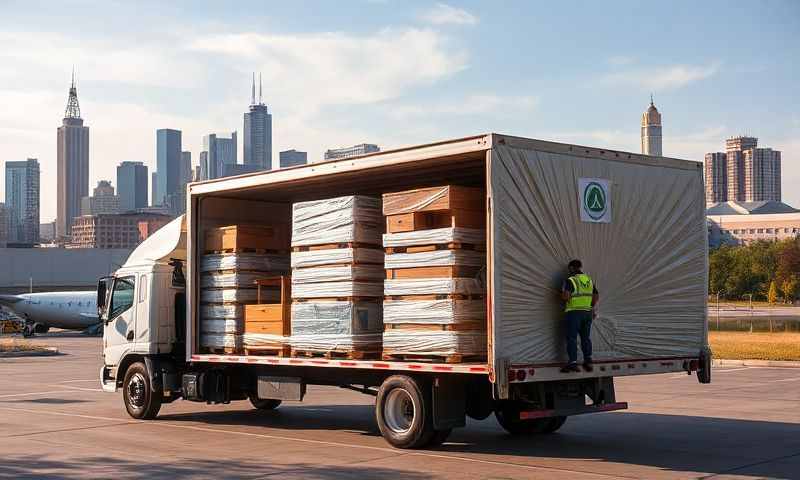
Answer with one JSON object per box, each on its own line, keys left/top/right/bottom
{"left": 0, "top": 247, "right": 132, "bottom": 292}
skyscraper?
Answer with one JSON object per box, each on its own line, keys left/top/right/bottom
{"left": 744, "top": 147, "right": 781, "bottom": 202}
{"left": 4, "top": 158, "right": 40, "bottom": 244}
{"left": 279, "top": 149, "right": 308, "bottom": 168}
{"left": 704, "top": 152, "right": 727, "bottom": 206}
{"left": 243, "top": 73, "right": 272, "bottom": 171}
{"left": 725, "top": 136, "right": 757, "bottom": 202}
{"left": 203, "top": 132, "right": 237, "bottom": 179}
{"left": 155, "top": 129, "right": 182, "bottom": 206}
{"left": 640, "top": 96, "right": 662, "bottom": 156}
{"left": 181, "top": 151, "right": 192, "bottom": 184}
{"left": 57, "top": 72, "right": 89, "bottom": 238}
{"left": 705, "top": 136, "right": 782, "bottom": 205}
{"left": 117, "top": 161, "right": 148, "bottom": 212}
{"left": 151, "top": 172, "right": 159, "bottom": 206}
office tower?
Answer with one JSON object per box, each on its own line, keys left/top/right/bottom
{"left": 199, "top": 152, "right": 209, "bottom": 181}
{"left": 117, "top": 161, "right": 148, "bottom": 213}
{"left": 56, "top": 72, "right": 89, "bottom": 238}
{"left": 4, "top": 158, "right": 40, "bottom": 244}
{"left": 744, "top": 147, "right": 781, "bottom": 202}
{"left": 0, "top": 203, "right": 7, "bottom": 247}
{"left": 81, "top": 180, "right": 120, "bottom": 216}
{"left": 193, "top": 165, "right": 201, "bottom": 182}
{"left": 324, "top": 143, "right": 380, "bottom": 161}
{"left": 705, "top": 153, "right": 727, "bottom": 206}
{"left": 279, "top": 149, "right": 308, "bottom": 168}
{"left": 725, "top": 136, "right": 757, "bottom": 202}
{"left": 151, "top": 172, "right": 159, "bottom": 206}
{"left": 181, "top": 151, "right": 192, "bottom": 184}
{"left": 155, "top": 129, "right": 182, "bottom": 206}
{"left": 243, "top": 73, "right": 272, "bottom": 171}
{"left": 640, "top": 96, "right": 662, "bottom": 156}
{"left": 203, "top": 132, "right": 237, "bottom": 179}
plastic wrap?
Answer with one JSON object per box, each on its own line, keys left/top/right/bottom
{"left": 291, "top": 281, "right": 383, "bottom": 299}
{"left": 200, "top": 304, "right": 245, "bottom": 320}
{"left": 291, "top": 265, "right": 385, "bottom": 284}
{"left": 200, "top": 319, "right": 242, "bottom": 334}
{"left": 201, "top": 271, "right": 282, "bottom": 289}
{"left": 290, "top": 333, "right": 382, "bottom": 351}
{"left": 384, "top": 278, "right": 485, "bottom": 296}
{"left": 490, "top": 144, "right": 707, "bottom": 364}
{"left": 382, "top": 330, "right": 486, "bottom": 356}
{"left": 384, "top": 250, "right": 485, "bottom": 269}
{"left": 200, "top": 253, "right": 290, "bottom": 273}
{"left": 292, "top": 195, "right": 382, "bottom": 247}
{"left": 383, "top": 227, "right": 486, "bottom": 248}
{"left": 200, "top": 333, "right": 241, "bottom": 349}
{"left": 383, "top": 299, "right": 485, "bottom": 325}
{"left": 290, "top": 248, "right": 384, "bottom": 268}
{"left": 242, "top": 333, "right": 288, "bottom": 348}
{"left": 291, "top": 301, "right": 383, "bottom": 335}
{"left": 200, "top": 288, "right": 279, "bottom": 304}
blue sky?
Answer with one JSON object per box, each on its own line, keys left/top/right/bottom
{"left": 1, "top": 0, "right": 798, "bottom": 222}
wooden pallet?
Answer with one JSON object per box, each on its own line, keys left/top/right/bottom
{"left": 381, "top": 352, "right": 486, "bottom": 364}
{"left": 386, "top": 209, "right": 485, "bottom": 234}
{"left": 384, "top": 294, "right": 485, "bottom": 301}
{"left": 384, "top": 322, "right": 485, "bottom": 332}
{"left": 292, "top": 296, "right": 382, "bottom": 303}
{"left": 291, "top": 242, "right": 382, "bottom": 253}
{"left": 291, "top": 349, "right": 380, "bottom": 360}
{"left": 384, "top": 242, "right": 484, "bottom": 254}
{"left": 207, "top": 248, "right": 289, "bottom": 255}
{"left": 243, "top": 345, "right": 292, "bottom": 357}
{"left": 385, "top": 265, "right": 483, "bottom": 279}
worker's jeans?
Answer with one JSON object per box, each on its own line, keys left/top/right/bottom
{"left": 565, "top": 310, "right": 593, "bottom": 364}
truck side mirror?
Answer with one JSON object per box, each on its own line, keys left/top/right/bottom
{"left": 97, "top": 277, "right": 112, "bottom": 323}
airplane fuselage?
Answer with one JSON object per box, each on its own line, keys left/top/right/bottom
{"left": 1, "top": 291, "right": 97, "bottom": 330}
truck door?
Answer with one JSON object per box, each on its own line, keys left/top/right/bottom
{"left": 103, "top": 275, "right": 137, "bottom": 366}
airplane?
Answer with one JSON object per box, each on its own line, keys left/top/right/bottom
{"left": 0, "top": 291, "right": 100, "bottom": 337}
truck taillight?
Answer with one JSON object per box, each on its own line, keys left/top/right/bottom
{"left": 689, "top": 359, "right": 699, "bottom": 371}
{"left": 508, "top": 369, "right": 516, "bottom": 381}
{"left": 515, "top": 369, "right": 527, "bottom": 381}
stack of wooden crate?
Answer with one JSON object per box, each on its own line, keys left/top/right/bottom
{"left": 199, "top": 225, "right": 290, "bottom": 353}
{"left": 381, "top": 186, "right": 488, "bottom": 363}
{"left": 289, "top": 195, "right": 385, "bottom": 359}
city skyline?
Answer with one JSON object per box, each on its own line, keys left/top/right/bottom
{"left": 1, "top": 1, "right": 797, "bottom": 222}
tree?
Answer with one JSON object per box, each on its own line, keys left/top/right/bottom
{"left": 768, "top": 280, "right": 779, "bottom": 304}
{"left": 782, "top": 277, "right": 798, "bottom": 304}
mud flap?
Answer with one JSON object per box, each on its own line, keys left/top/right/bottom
{"left": 698, "top": 346, "right": 712, "bottom": 384}
{"left": 432, "top": 376, "right": 466, "bottom": 430}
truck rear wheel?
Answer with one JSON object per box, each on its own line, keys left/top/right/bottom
{"left": 495, "top": 404, "right": 567, "bottom": 435}
{"left": 249, "top": 395, "right": 282, "bottom": 410}
{"left": 123, "top": 362, "right": 162, "bottom": 420}
{"left": 376, "top": 375, "right": 435, "bottom": 449}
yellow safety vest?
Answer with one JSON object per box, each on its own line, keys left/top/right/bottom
{"left": 565, "top": 273, "right": 594, "bottom": 312}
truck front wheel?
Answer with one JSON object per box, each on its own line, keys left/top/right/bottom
{"left": 376, "top": 375, "right": 436, "bottom": 449}
{"left": 123, "top": 362, "right": 162, "bottom": 420}
{"left": 495, "top": 404, "right": 567, "bottom": 435}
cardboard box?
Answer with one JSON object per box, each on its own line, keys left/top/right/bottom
{"left": 205, "top": 225, "right": 290, "bottom": 252}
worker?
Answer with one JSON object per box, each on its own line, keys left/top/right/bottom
{"left": 560, "top": 259, "right": 599, "bottom": 373}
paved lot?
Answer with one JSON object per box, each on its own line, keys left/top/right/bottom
{"left": 1, "top": 334, "right": 798, "bottom": 479}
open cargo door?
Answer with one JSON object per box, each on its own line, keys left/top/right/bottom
{"left": 489, "top": 137, "right": 708, "bottom": 397}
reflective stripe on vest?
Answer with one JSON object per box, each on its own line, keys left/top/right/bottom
{"left": 565, "top": 273, "right": 593, "bottom": 312}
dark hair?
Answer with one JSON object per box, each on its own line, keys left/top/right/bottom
{"left": 568, "top": 259, "right": 582, "bottom": 269}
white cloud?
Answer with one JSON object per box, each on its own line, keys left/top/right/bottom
{"left": 602, "top": 62, "right": 721, "bottom": 91}
{"left": 419, "top": 3, "right": 478, "bottom": 26}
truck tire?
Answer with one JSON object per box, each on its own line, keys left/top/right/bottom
{"left": 249, "top": 395, "right": 282, "bottom": 410}
{"left": 375, "top": 375, "right": 434, "bottom": 449}
{"left": 427, "top": 428, "right": 452, "bottom": 447}
{"left": 123, "top": 362, "right": 162, "bottom": 420}
{"left": 495, "top": 404, "right": 567, "bottom": 435}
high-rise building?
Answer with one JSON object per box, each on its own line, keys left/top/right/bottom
{"left": 705, "top": 136, "right": 782, "bottom": 205}
{"left": 151, "top": 172, "right": 159, "bottom": 206}
{"left": 640, "top": 96, "right": 662, "bottom": 156}
{"left": 4, "top": 158, "right": 40, "bottom": 244}
{"left": 117, "top": 161, "right": 148, "bottom": 213}
{"left": 203, "top": 132, "right": 237, "bottom": 179}
{"left": 81, "top": 180, "right": 120, "bottom": 215}
{"left": 57, "top": 72, "right": 89, "bottom": 239}
{"left": 279, "top": 149, "right": 308, "bottom": 168}
{"left": 155, "top": 129, "right": 182, "bottom": 206}
{"left": 0, "top": 203, "right": 7, "bottom": 247}
{"left": 193, "top": 165, "right": 201, "bottom": 182}
{"left": 198, "top": 152, "right": 209, "bottom": 181}
{"left": 243, "top": 73, "right": 272, "bottom": 171}
{"left": 39, "top": 221, "right": 55, "bottom": 242}
{"left": 181, "top": 151, "right": 192, "bottom": 184}
{"left": 324, "top": 143, "right": 380, "bottom": 161}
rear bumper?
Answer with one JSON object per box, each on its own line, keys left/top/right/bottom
{"left": 520, "top": 401, "right": 628, "bottom": 420}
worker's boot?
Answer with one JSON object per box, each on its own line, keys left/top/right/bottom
{"left": 583, "top": 360, "right": 594, "bottom": 372}
{"left": 560, "top": 363, "right": 580, "bottom": 373}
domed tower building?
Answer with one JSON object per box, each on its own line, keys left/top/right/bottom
{"left": 641, "top": 96, "right": 662, "bottom": 156}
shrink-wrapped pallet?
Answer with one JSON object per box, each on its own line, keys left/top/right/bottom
{"left": 384, "top": 278, "right": 485, "bottom": 297}
{"left": 290, "top": 248, "right": 384, "bottom": 268}
{"left": 383, "top": 299, "right": 486, "bottom": 325}
{"left": 384, "top": 250, "right": 485, "bottom": 269}
{"left": 200, "top": 288, "right": 280, "bottom": 304}
{"left": 200, "top": 253, "right": 289, "bottom": 272}
{"left": 290, "top": 301, "right": 382, "bottom": 352}
{"left": 291, "top": 281, "right": 384, "bottom": 299}
{"left": 292, "top": 264, "right": 384, "bottom": 284}
{"left": 200, "top": 319, "right": 242, "bottom": 334}
{"left": 382, "top": 330, "right": 486, "bottom": 356}
{"left": 200, "top": 333, "right": 242, "bottom": 350}
{"left": 291, "top": 195, "right": 382, "bottom": 247}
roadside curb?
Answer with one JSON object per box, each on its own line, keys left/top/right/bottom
{"left": 714, "top": 359, "right": 800, "bottom": 368}
{"left": 0, "top": 347, "right": 59, "bottom": 358}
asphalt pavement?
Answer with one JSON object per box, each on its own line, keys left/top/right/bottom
{"left": 1, "top": 334, "right": 798, "bottom": 479}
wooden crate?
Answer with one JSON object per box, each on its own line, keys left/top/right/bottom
{"left": 205, "top": 225, "right": 289, "bottom": 253}
{"left": 243, "top": 276, "right": 291, "bottom": 337}
{"left": 383, "top": 186, "right": 484, "bottom": 216}
{"left": 386, "top": 209, "right": 485, "bottom": 234}
{"left": 385, "top": 265, "right": 483, "bottom": 279}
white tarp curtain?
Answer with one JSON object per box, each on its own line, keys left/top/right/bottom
{"left": 490, "top": 145, "right": 707, "bottom": 364}
{"left": 290, "top": 248, "right": 384, "bottom": 268}
{"left": 383, "top": 228, "right": 485, "bottom": 247}
{"left": 291, "top": 195, "right": 382, "bottom": 247}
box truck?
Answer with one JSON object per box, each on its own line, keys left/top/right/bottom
{"left": 99, "top": 133, "right": 711, "bottom": 449}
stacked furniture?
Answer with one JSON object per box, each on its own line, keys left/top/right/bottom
{"left": 199, "top": 225, "right": 290, "bottom": 353}
{"left": 381, "top": 186, "right": 488, "bottom": 363}
{"left": 289, "top": 195, "right": 384, "bottom": 359}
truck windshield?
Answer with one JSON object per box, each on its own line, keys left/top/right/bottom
{"left": 109, "top": 276, "right": 136, "bottom": 319}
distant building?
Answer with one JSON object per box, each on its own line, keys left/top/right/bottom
{"left": 243, "top": 73, "right": 272, "bottom": 171}
{"left": 279, "top": 149, "right": 308, "bottom": 168}
{"left": 181, "top": 151, "right": 192, "bottom": 184}
{"left": 203, "top": 132, "right": 237, "bottom": 179}
{"left": 81, "top": 180, "right": 120, "bottom": 216}
{"left": 116, "top": 161, "right": 148, "bottom": 213}
{"left": 155, "top": 129, "right": 182, "bottom": 206}
{"left": 198, "top": 152, "right": 209, "bottom": 181}
{"left": 151, "top": 172, "right": 159, "bottom": 206}
{"left": 138, "top": 216, "right": 172, "bottom": 241}
{"left": 39, "top": 221, "right": 55, "bottom": 242}
{"left": 71, "top": 212, "right": 173, "bottom": 249}
{"left": 4, "top": 158, "right": 40, "bottom": 244}
{"left": 640, "top": 96, "right": 662, "bottom": 156}
{"left": 56, "top": 72, "right": 89, "bottom": 239}
{"left": 0, "top": 203, "right": 7, "bottom": 247}
{"left": 705, "top": 136, "right": 782, "bottom": 205}
{"left": 193, "top": 165, "right": 201, "bottom": 182}
{"left": 707, "top": 201, "right": 800, "bottom": 246}
{"left": 324, "top": 143, "right": 380, "bottom": 161}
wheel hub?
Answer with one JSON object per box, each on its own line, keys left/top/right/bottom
{"left": 127, "top": 373, "right": 146, "bottom": 408}
{"left": 384, "top": 388, "right": 415, "bottom": 434}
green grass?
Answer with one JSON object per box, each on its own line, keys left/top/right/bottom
{"left": 709, "top": 331, "right": 800, "bottom": 361}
